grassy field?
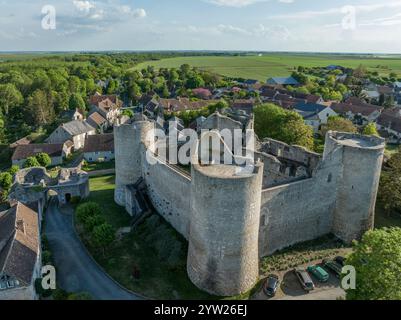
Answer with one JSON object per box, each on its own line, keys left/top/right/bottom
{"left": 134, "top": 53, "right": 401, "bottom": 81}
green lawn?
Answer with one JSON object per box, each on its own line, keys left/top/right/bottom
{"left": 82, "top": 160, "right": 115, "bottom": 172}
{"left": 134, "top": 53, "right": 401, "bottom": 81}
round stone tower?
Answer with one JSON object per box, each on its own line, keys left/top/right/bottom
{"left": 187, "top": 161, "right": 263, "bottom": 296}
{"left": 114, "top": 120, "right": 154, "bottom": 206}
{"left": 324, "top": 131, "right": 385, "bottom": 242}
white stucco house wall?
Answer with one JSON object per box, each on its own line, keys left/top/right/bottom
{"left": 47, "top": 120, "right": 96, "bottom": 151}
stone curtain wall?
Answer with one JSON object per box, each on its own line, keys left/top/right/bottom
{"left": 258, "top": 146, "right": 343, "bottom": 256}
{"left": 142, "top": 151, "right": 192, "bottom": 239}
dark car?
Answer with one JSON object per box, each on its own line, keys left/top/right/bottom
{"left": 323, "top": 259, "right": 342, "bottom": 278}
{"left": 294, "top": 269, "right": 315, "bottom": 292}
{"left": 263, "top": 274, "right": 279, "bottom": 297}
{"left": 335, "top": 256, "right": 346, "bottom": 267}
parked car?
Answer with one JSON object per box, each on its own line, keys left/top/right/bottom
{"left": 307, "top": 265, "right": 329, "bottom": 282}
{"left": 294, "top": 269, "right": 315, "bottom": 292}
{"left": 323, "top": 259, "right": 342, "bottom": 278}
{"left": 335, "top": 256, "right": 346, "bottom": 267}
{"left": 263, "top": 274, "right": 279, "bottom": 297}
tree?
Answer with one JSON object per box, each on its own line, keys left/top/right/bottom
{"left": 91, "top": 223, "right": 115, "bottom": 255}
{"left": 378, "top": 149, "right": 401, "bottom": 215}
{"left": 24, "top": 156, "right": 40, "bottom": 168}
{"left": 36, "top": 153, "right": 51, "bottom": 168}
{"left": 76, "top": 202, "right": 101, "bottom": 224}
{"left": 345, "top": 228, "right": 401, "bottom": 300}
{"left": 362, "top": 123, "right": 379, "bottom": 136}
{"left": 254, "top": 104, "right": 314, "bottom": 150}
{"left": 320, "top": 116, "right": 357, "bottom": 137}
{"left": 0, "top": 84, "right": 23, "bottom": 115}
{"left": 69, "top": 93, "right": 86, "bottom": 111}
{"left": 26, "top": 90, "right": 54, "bottom": 126}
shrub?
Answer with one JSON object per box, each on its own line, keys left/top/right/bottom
{"left": 24, "top": 156, "right": 40, "bottom": 168}
{"left": 91, "top": 223, "right": 115, "bottom": 252}
{"left": 76, "top": 202, "right": 101, "bottom": 224}
{"left": 53, "top": 288, "right": 69, "bottom": 300}
{"left": 36, "top": 153, "right": 51, "bottom": 168}
{"left": 8, "top": 165, "right": 19, "bottom": 175}
{"left": 0, "top": 172, "right": 12, "bottom": 191}
{"left": 84, "top": 214, "right": 106, "bottom": 232}
{"left": 67, "top": 292, "right": 92, "bottom": 300}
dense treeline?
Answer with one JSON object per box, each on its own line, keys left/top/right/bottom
{"left": 0, "top": 53, "right": 225, "bottom": 145}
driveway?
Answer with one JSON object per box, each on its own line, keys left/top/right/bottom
{"left": 45, "top": 198, "right": 142, "bottom": 300}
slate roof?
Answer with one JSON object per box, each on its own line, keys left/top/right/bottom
{"left": 12, "top": 143, "right": 64, "bottom": 161}
{"left": 83, "top": 134, "right": 114, "bottom": 153}
{"left": 267, "top": 77, "right": 299, "bottom": 85}
{"left": 294, "top": 102, "right": 327, "bottom": 113}
{"left": 61, "top": 120, "right": 95, "bottom": 136}
{"left": 0, "top": 203, "right": 39, "bottom": 287}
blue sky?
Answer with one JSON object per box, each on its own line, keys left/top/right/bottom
{"left": 1, "top": 0, "right": 401, "bottom": 52}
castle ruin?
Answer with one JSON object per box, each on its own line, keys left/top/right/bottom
{"left": 113, "top": 114, "right": 385, "bottom": 296}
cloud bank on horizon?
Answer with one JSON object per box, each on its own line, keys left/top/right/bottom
{"left": 1, "top": 0, "right": 401, "bottom": 53}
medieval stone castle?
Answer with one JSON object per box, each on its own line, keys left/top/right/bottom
{"left": 113, "top": 112, "right": 385, "bottom": 297}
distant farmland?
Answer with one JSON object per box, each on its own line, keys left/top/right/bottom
{"left": 134, "top": 54, "right": 401, "bottom": 81}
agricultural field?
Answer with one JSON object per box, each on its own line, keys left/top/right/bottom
{"left": 134, "top": 54, "right": 401, "bottom": 81}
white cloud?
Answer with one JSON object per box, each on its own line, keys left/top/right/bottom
{"left": 205, "top": 0, "right": 268, "bottom": 8}
{"left": 132, "top": 8, "right": 147, "bottom": 18}
{"left": 73, "top": 0, "right": 95, "bottom": 12}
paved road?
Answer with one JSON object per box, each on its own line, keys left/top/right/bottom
{"left": 275, "top": 287, "right": 345, "bottom": 300}
{"left": 45, "top": 198, "right": 142, "bottom": 300}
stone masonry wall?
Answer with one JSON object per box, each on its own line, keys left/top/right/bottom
{"left": 142, "top": 151, "right": 192, "bottom": 239}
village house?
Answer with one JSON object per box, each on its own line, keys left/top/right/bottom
{"left": 330, "top": 102, "right": 382, "bottom": 125}
{"left": 86, "top": 111, "right": 108, "bottom": 133}
{"left": 60, "top": 109, "right": 84, "bottom": 122}
{"left": 47, "top": 120, "right": 96, "bottom": 150}
{"left": 376, "top": 108, "right": 401, "bottom": 143}
{"left": 266, "top": 76, "right": 299, "bottom": 86}
{"left": 231, "top": 99, "right": 256, "bottom": 115}
{"left": 89, "top": 92, "right": 122, "bottom": 126}
{"left": 0, "top": 202, "right": 41, "bottom": 300}
{"left": 142, "top": 97, "right": 221, "bottom": 118}
{"left": 11, "top": 143, "right": 71, "bottom": 167}
{"left": 294, "top": 102, "right": 337, "bottom": 133}
{"left": 83, "top": 134, "right": 115, "bottom": 163}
